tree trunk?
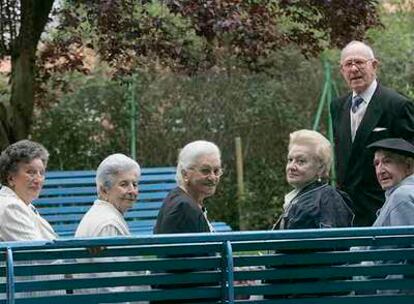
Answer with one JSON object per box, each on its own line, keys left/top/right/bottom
{"left": 0, "top": 0, "right": 54, "bottom": 150}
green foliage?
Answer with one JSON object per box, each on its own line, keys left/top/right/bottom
{"left": 367, "top": 4, "right": 414, "bottom": 98}
{"left": 32, "top": 47, "right": 323, "bottom": 229}
{"left": 32, "top": 69, "right": 130, "bottom": 169}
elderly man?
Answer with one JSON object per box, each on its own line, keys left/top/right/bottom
{"left": 331, "top": 40, "right": 414, "bottom": 226}
{"left": 367, "top": 138, "right": 414, "bottom": 226}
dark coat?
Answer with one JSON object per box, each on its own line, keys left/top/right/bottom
{"left": 275, "top": 181, "right": 354, "bottom": 230}
{"left": 152, "top": 187, "right": 214, "bottom": 303}
{"left": 331, "top": 84, "right": 414, "bottom": 226}
{"left": 266, "top": 181, "right": 354, "bottom": 299}
{"left": 153, "top": 187, "right": 211, "bottom": 234}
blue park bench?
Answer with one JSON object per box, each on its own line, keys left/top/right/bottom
{"left": 34, "top": 167, "right": 232, "bottom": 236}
{"left": 1, "top": 227, "right": 413, "bottom": 303}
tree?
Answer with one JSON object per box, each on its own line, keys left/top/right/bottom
{"left": 1, "top": 0, "right": 382, "bottom": 148}
{"left": 0, "top": 0, "right": 54, "bottom": 149}
{"left": 47, "top": 0, "right": 381, "bottom": 74}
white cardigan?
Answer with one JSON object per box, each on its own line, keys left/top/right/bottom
{"left": 75, "top": 199, "right": 130, "bottom": 237}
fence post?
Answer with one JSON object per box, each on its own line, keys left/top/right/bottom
{"left": 235, "top": 137, "right": 246, "bottom": 230}
{"left": 129, "top": 75, "right": 138, "bottom": 160}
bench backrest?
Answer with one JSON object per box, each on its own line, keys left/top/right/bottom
{"left": 1, "top": 227, "right": 414, "bottom": 303}
{"left": 35, "top": 167, "right": 231, "bottom": 235}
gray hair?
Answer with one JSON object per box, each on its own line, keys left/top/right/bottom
{"left": 96, "top": 153, "right": 141, "bottom": 195}
{"left": 289, "top": 129, "right": 332, "bottom": 179}
{"left": 340, "top": 40, "right": 376, "bottom": 62}
{"left": 377, "top": 150, "right": 414, "bottom": 175}
{"left": 176, "top": 140, "right": 221, "bottom": 186}
{"left": 0, "top": 140, "right": 49, "bottom": 185}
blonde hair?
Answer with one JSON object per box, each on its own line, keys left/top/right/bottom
{"left": 289, "top": 129, "right": 332, "bottom": 178}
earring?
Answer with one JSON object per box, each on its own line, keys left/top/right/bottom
{"left": 8, "top": 178, "right": 15, "bottom": 188}
{"left": 317, "top": 176, "right": 322, "bottom": 182}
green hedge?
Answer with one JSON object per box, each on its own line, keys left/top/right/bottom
{"left": 32, "top": 49, "right": 323, "bottom": 229}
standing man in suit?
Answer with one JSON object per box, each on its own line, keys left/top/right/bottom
{"left": 331, "top": 40, "right": 414, "bottom": 226}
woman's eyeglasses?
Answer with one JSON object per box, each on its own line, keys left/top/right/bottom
{"left": 189, "top": 166, "right": 224, "bottom": 177}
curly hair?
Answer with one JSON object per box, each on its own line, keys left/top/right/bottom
{"left": 0, "top": 140, "right": 49, "bottom": 185}
{"left": 288, "top": 129, "right": 332, "bottom": 179}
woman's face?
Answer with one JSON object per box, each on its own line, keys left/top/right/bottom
{"left": 286, "top": 144, "right": 322, "bottom": 189}
{"left": 8, "top": 158, "right": 46, "bottom": 204}
{"left": 183, "top": 153, "right": 222, "bottom": 204}
{"left": 104, "top": 169, "right": 139, "bottom": 214}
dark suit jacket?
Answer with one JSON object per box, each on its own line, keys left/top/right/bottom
{"left": 153, "top": 187, "right": 211, "bottom": 234}
{"left": 331, "top": 83, "right": 414, "bottom": 226}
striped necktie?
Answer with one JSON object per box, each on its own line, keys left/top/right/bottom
{"left": 351, "top": 95, "right": 364, "bottom": 113}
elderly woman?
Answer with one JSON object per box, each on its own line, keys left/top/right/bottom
{"left": 75, "top": 153, "right": 140, "bottom": 238}
{"left": 0, "top": 140, "right": 56, "bottom": 241}
{"left": 265, "top": 130, "right": 354, "bottom": 300}
{"left": 367, "top": 138, "right": 414, "bottom": 226}
{"left": 154, "top": 140, "right": 222, "bottom": 234}
{"left": 74, "top": 154, "right": 147, "bottom": 301}
{"left": 152, "top": 140, "right": 222, "bottom": 304}
{"left": 274, "top": 129, "right": 354, "bottom": 229}
{"left": 0, "top": 140, "right": 62, "bottom": 298}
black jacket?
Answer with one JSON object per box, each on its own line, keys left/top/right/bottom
{"left": 331, "top": 84, "right": 414, "bottom": 226}
{"left": 154, "top": 187, "right": 211, "bottom": 234}
{"left": 152, "top": 187, "right": 215, "bottom": 303}
{"left": 275, "top": 181, "right": 354, "bottom": 230}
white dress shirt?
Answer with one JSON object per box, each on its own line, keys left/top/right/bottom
{"left": 0, "top": 186, "right": 57, "bottom": 241}
{"left": 351, "top": 79, "right": 378, "bottom": 141}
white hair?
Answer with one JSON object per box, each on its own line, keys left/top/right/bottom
{"left": 96, "top": 153, "right": 141, "bottom": 194}
{"left": 340, "top": 40, "right": 375, "bottom": 62}
{"left": 176, "top": 140, "right": 221, "bottom": 186}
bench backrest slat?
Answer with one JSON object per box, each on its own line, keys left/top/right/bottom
{"left": 33, "top": 167, "right": 232, "bottom": 236}
{"left": 1, "top": 228, "right": 414, "bottom": 303}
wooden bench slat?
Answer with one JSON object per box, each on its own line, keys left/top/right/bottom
{"left": 43, "top": 173, "right": 176, "bottom": 187}
{"left": 36, "top": 202, "right": 164, "bottom": 215}
{"left": 39, "top": 183, "right": 176, "bottom": 197}
{"left": 2, "top": 228, "right": 414, "bottom": 302}
{"left": 45, "top": 167, "right": 176, "bottom": 179}
{"left": 35, "top": 192, "right": 169, "bottom": 205}
{"left": 16, "top": 272, "right": 222, "bottom": 292}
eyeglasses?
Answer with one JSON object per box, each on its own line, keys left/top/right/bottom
{"left": 189, "top": 166, "right": 224, "bottom": 177}
{"left": 22, "top": 168, "right": 45, "bottom": 179}
{"left": 340, "top": 58, "right": 373, "bottom": 71}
